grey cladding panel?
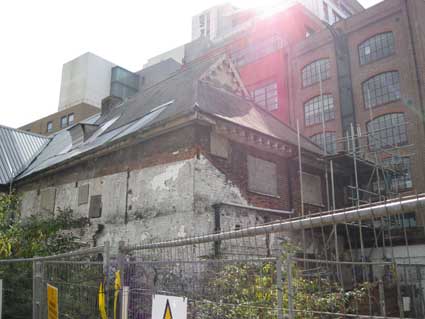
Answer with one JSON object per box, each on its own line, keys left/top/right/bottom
{"left": 302, "top": 173, "right": 323, "bottom": 206}
{"left": 89, "top": 195, "right": 102, "bottom": 218}
{"left": 210, "top": 131, "right": 229, "bottom": 158}
{"left": 78, "top": 184, "right": 89, "bottom": 205}
{"left": 247, "top": 155, "right": 278, "bottom": 196}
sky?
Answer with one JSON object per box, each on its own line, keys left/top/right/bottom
{"left": 0, "top": 0, "right": 381, "bottom": 128}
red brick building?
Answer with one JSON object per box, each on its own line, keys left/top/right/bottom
{"left": 188, "top": 0, "right": 425, "bottom": 204}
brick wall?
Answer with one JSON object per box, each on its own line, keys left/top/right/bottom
{"left": 290, "top": 0, "right": 425, "bottom": 196}
{"left": 19, "top": 103, "right": 99, "bottom": 135}
{"left": 197, "top": 125, "right": 325, "bottom": 214}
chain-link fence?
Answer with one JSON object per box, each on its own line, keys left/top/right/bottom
{"left": 1, "top": 195, "right": 425, "bottom": 318}
{"left": 0, "top": 245, "right": 112, "bottom": 319}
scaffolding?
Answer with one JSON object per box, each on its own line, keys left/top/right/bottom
{"left": 327, "top": 121, "right": 415, "bottom": 208}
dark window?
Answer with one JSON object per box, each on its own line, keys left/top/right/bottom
{"left": 89, "top": 195, "right": 102, "bottom": 218}
{"left": 46, "top": 121, "right": 53, "bottom": 133}
{"left": 78, "top": 184, "right": 90, "bottom": 205}
{"left": 302, "top": 59, "right": 330, "bottom": 87}
{"left": 229, "top": 35, "right": 283, "bottom": 67}
{"left": 359, "top": 32, "right": 395, "bottom": 65}
{"left": 363, "top": 71, "right": 400, "bottom": 108}
{"left": 251, "top": 82, "right": 278, "bottom": 111}
{"left": 310, "top": 132, "right": 337, "bottom": 154}
{"left": 304, "top": 94, "right": 335, "bottom": 126}
{"left": 60, "top": 116, "right": 68, "bottom": 128}
{"left": 68, "top": 113, "right": 74, "bottom": 126}
{"left": 384, "top": 156, "right": 412, "bottom": 191}
{"left": 323, "top": 2, "right": 329, "bottom": 22}
{"left": 383, "top": 212, "right": 416, "bottom": 229}
{"left": 367, "top": 113, "right": 408, "bottom": 151}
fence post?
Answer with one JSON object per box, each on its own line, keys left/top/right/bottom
{"left": 32, "top": 260, "right": 42, "bottom": 319}
{"left": 378, "top": 279, "right": 386, "bottom": 317}
{"left": 103, "top": 241, "right": 111, "bottom": 317}
{"left": 276, "top": 256, "right": 284, "bottom": 319}
{"left": 32, "top": 260, "right": 36, "bottom": 319}
{"left": 118, "top": 241, "right": 126, "bottom": 319}
{"left": 287, "top": 255, "right": 294, "bottom": 319}
{"left": 394, "top": 262, "right": 405, "bottom": 318}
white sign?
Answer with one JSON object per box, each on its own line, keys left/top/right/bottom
{"left": 152, "top": 294, "right": 187, "bottom": 319}
{"left": 121, "top": 286, "right": 129, "bottom": 319}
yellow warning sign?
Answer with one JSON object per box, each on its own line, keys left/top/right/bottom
{"left": 163, "top": 299, "right": 173, "bottom": 319}
{"left": 47, "top": 284, "right": 58, "bottom": 319}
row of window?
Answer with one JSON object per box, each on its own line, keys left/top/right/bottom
{"left": 303, "top": 70, "right": 401, "bottom": 127}
{"left": 46, "top": 113, "right": 74, "bottom": 133}
{"left": 254, "top": 70, "right": 401, "bottom": 128}
{"left": 309, "top": 112, "right": 408, "bottom": 154}
{"left": 302, "top": 32, "right": 395, "bottom": 88}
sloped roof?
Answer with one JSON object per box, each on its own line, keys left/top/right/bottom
{"left": 196, "top": 81, "right": 319, "bottom": 152}
{"left": 0, "top": 125, "right": 50, "bottom": 185}
{"left": 17, "top": 56, "right": 322, "bottom": 181}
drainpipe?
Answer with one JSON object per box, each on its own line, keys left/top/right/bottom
{"left": 404, "top": 0, "right": 425, "bottom": 194}
{"left": 212, "top": 204, "right": 221, "bottom": 256}
{"left": 404, "top": 0, "right": 425, "bottom": 132}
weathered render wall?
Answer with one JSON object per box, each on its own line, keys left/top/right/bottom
{"left": 16, "top": 124, "right": 324, "bottom": 251}
{"left": 17, "top": 154, "right": 252, "bottom": 249}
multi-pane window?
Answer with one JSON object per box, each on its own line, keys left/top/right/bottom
{"left": 60, "top": 116, "right": 67, "bottom": 128}
{"left": 367, "top": 113, "right": 408, "bottom": 151}
{"left": 359, "top": 32, "right": 395, "bottom": 65}
{"left": 46, "top": 121, "right": 53, "bottom": 133}
{"left": 302, "top": 59, "right": 331, "bottom": 87}
{"left": 304, "top": 94, "right": 335, "bottom": 126}
{"left": 310, "top": 132, "right": 337, "bottom": 154}
{"left": 230, "top": 35, "right": 283, "bottom": 67}
{"left": 373, "top": 157, "right": 412, "bottom": 193}
{"left": 383, "top": 157, "right": 412, "bottom": 191}
{"left": 251, "top": 82, "right": 278, "bottom": 111}
{"left": 68, "top": 113, "right": 74, "bottom": 126}
{"left": 363, "top": 71, "right": 400, "bottom": 108}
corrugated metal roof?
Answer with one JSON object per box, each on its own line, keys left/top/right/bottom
{"left": 0, "top": 125, "right": 50, "bottom": 185}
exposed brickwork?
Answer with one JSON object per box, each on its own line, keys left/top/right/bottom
{"left": 196, "top": 125, "right": 324, "bottom": 214}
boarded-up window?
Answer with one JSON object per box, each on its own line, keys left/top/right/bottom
{"left": 247, "top": 155, "right": 278, "bottom": 196}
{"left": 210, "top": 131, "right": 229, "bottom": 158}
{"left": 89, "top": 195, "right": 102, "bottom": 218}
{"left": 40, "top": 188, "right": 56, "bottom": 213}
{"left": 302, "top": 172, "right": 323, "bottom": 206}
{"left": 78, "top": 184, "right": 90, "bottom": 205}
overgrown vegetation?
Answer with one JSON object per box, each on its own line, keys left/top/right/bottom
{"left": 194, "top": 249, "right": 368, "bottom": 318}
{"left": 0, "top": 192, "right": 89, "bottom": 318}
